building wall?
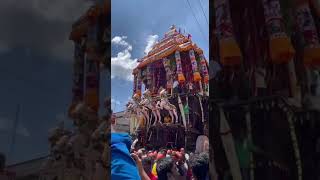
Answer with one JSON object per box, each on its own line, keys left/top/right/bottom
{"left": 6, "top": 156, "right": 47, "bottom": 180}
{"left": 114, "top": 111, "right": 130, "bottom": 133}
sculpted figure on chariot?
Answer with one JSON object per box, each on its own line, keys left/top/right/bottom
{"left": 42, "top": 123, "right": 79, "bottom": 180}
{"left": 157, "top": 87, "right": 179, "bottom": 124}
{"left": 43, "top": 100, "right": 112, "bottom": 180}
{"left": 129, "top": 93, "right": 149, "bottom": 130}
{"left": 41, "top": 124, "right": 67, "bottom": 177}
{"left": 140, "top": 89, "right": 161, "bottom": 125}
{"left": 69, "top": 102, "right": 99, "bottom": 135}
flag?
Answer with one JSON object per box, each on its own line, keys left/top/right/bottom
{"left": 184, "top": 104, "right": 189, "bottom": 114}
{"left": 187, "top": 34, "right": 192, "bottom": 39}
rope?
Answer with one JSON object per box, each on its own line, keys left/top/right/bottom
{"left": 184, "top": 0, "right": 208, "bottom": 41}
{"left": 198, "top": 95, "right": 204, "bottom": 123}
{"left": 197, "top": 0, "right": 209, "bottom": 26}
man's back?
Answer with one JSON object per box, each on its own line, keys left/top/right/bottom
{"left": 111, "top": 133, "right": 141, "bottom": 180}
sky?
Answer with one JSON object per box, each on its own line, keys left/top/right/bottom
{"left": 111, "top": 0, "right": 209, "bottom": 112}
{"left": 0, "top": 0, "right": 100, "bottom": 164}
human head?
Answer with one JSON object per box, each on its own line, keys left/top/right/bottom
{"left": 189, "top": 152, "right": 209, "bottom": 180}
{"left": 180, "top": 148, "right": 185, "bottom": 154}
{"left": 159, "top": 148, "right": 167, "bottom": 153}
{"left": 172, "top": 151, "right": 183, "bottom": 162}
{"left": 156, "top": 157, "right": 180, "bottom": 180}
{"left": 150, "top": 151, "right": 157, "bottom": 160}
{"left": 142, "top": 156, "right": 153, "bottom": 174}
{"left": 147, "top": 151, "right": 154, "bottom": 158}
{"left": 156, "top": 153, "right": 165, "bottom": 161}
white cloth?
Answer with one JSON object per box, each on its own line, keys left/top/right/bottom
{"left": 185, "top": 153, "right": 190, "bottom": 161}
{"left": 255, "top": 67, "right": 266, "bottom": 88}
{"left": 219, "top": 108, "right": 242, "bottom": 180}
{"left": 195, "top": 135, "right": 209, "bottom": 154}
{"left": 173, "top": 80, "right": 179, "bottom": 88}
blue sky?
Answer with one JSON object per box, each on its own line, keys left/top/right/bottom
{"left": 111, "top": 0, "right": 209, "bottom": 112}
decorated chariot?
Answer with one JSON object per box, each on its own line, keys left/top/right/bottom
{"left": 126, "top": 25, "right": 209, "bottom": 151}
{"left": 39, "top": 1, "right": 111, "bottom": 180}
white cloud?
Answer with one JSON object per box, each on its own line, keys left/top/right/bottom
{"left": 111, "top": 98, "right": 121, "bottom": 105}
{"left": 27, "top": 0, "right": 93, "bottom": 23}
{"left": 0, "top": 117, "right": 30, "bottom": 137}
{"left": 112, "top": 36, "right": 132, "bottom": 51}
{"left": 111, "top": 36, "right": 138, "bottom": 81}
{"left": 111, "top": 35, "right": 159, "bottom": 82}
{"left": 111, "top": 98, "right": 121, "bottom": 111}
{"left": 0, "top": 0, "right": 93, "bottom": 60}
{"left": 144, "top": 35, "right": 159, "bottom": 54}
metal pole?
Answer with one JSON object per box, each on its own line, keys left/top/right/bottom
{"left": 8, "top": 104, "right": 20, "bottom": 162}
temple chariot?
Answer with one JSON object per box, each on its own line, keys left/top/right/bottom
{"left": 127, "top": 25, "right": 209, "bottom": 151}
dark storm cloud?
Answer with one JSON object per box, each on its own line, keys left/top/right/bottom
{"left": 0, "top": 0, "right": 97, "bottom": 164}
{"left": 0, "top": 0, "right": 93, "bottom": 60}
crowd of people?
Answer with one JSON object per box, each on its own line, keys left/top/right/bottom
{"left": 111, "top": 133, "right": 210, "bottom": 180}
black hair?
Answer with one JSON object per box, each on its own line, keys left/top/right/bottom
{"left": 142, "top": 156, "right": 153, "bottom": 166}
{"left": 159, "top": 148, "right": 167, "bottom": 154}
{"left": 142, "top": 156, "right": 153, "bottom": 173}
{"left": 189, "top": 152, "right": 209, "bottom": 180}
{"left": 156, "top": 157, "right": 174, "bottom": 180}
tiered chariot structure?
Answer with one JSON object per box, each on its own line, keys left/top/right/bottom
{"left": 210, "top": 0, "right": 320, "bottom": 179}
{"left": 127, "top": 25, "right": 209, "bottom": 151}
{"left": 39, "top": 1, "right": 111, "bottom": 180}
